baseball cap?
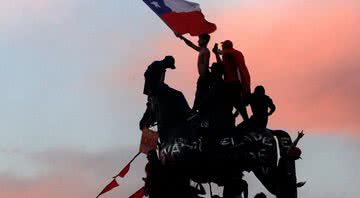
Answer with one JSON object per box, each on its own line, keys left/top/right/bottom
{"left": 163, "top": 56, "right": 176, "bottom": 69}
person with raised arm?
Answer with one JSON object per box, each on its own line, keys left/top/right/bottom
{"left": 175, "top": 33, "right": 211, "bottom": 114}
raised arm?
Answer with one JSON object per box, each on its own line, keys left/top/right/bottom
{"left": 293, "top": 130, "right": 304, "bottom": 146}
{"left": 175, "top": 32, "right": 200, "bottom": 51}
{"left": 212, "top": 43, "right": 222, "bottom": 63}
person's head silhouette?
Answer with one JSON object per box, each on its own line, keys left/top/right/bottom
{"left": 198, "top": 34, "right": 210, "bottom": 47}
{"left": 162, "top": 55, "right": 176, "bottom": 69}
{"left": 254, "top": 85, "right": 265, "bottom": 96}
{"left": 221, "top": 40, "right": 233, "bottom": 50}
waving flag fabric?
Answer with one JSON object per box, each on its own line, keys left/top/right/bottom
{"left": 96, "top": 179, "right": 119, "bottom": 198}
{"left": 143, "top": 0, "right": 217, "bottom": 36}
{"left": 117, "top": 163, "right": 130, "bottom": 178}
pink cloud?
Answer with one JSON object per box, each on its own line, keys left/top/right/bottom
{"left": 0, "top": 148, "right": 146, "bottom": 198}
{"left": 153, "top": 1, "right": 360, "bottom": 133}
{"left": 101, "top": 0, "right": 360, "bottom": 133}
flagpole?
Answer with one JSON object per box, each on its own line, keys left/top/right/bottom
{"left": 129, "top": 152, "right": 141, "bottom": 164}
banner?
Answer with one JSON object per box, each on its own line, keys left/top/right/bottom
{"left": 140, "top": 128, "right": 159, "bottom": 154}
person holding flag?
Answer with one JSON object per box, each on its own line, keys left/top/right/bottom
{"left": 143, "top": 0, "right": 217, "bottom": 114}
{"left": 175, "top": 32, "right": 211, "bottom": 114}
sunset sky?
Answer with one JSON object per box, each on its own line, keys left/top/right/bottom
{"left": 1, "top": 0, "right": 360, "bottom": 197}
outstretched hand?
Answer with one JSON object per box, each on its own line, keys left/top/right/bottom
{"left": 212, "top": 43, "right": 219, "bottom": 54}
{"left": 297, "top": 130, "right": 305, "bottom": 139}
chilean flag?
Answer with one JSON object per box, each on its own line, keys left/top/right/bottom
{"left": 143, "top": 0, "right": 217, "bottom": 36}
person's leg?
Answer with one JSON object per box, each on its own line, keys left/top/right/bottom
{"left": 193, "top": 76, "right": 209, "bottom": 112}
{"left": 171, "top": 89, "right": 192, "bottom": 115}
{"left": 232, "top": 83, "right": 249, "bottom": 121}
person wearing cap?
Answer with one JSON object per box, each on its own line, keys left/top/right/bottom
{"left": 175, "top": 32, "right": 211, "bottom": 113}
{"left": 213, "top": 40, "right": 251, "bottom": 122}
{"left": 140, "top": 56, "right": 176, "bottom": 130}
{"left": 143, "top": 56, "right": 176, "bottom": 96}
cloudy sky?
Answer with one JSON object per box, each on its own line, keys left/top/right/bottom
{"left": 1, "top": 0, "right": 359, "bottom": 197}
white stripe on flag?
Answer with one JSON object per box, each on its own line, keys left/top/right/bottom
{"left": 164, "top": 0, "right": 201, "bottom": 13}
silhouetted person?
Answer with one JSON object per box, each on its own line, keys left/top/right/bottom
{"left": 208, "top": 62, "right": 235, "bottom": 133}
{"left": 212, "top": 41, "right": 250, "bottom": 122}
{"left": 223, "top": 173, "right": 248, "bottom": 198}
{"left": 176, "top": 33, "right": 211, "bottom": 113}
{"left": 140, "top": 56, "right": 176, "bottom": 130}
{"left": 144, "top": 150, "right": 166, "bottom": 198}
{"left": 254, "top": 192, "right": 266, "bottom": 198}
{"left": 143, "top": 56, "right": 176, "bottom": 96}
{"left": 287, "top": 131, "right": 304, "bottom": 160}
{"left": 277, "top": 131, "right": 304, "bottom": 197}
{"left": 248, "top": 85, "right": 276, "bottom": 128}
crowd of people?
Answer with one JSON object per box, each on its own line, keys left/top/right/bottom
{"left": 140, "top": 33, "right": 277, "bottom": 131}
{"left": 138, "top": 33, "right": 304, "bottom": 198}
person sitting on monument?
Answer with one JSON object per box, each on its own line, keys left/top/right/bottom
{"left": 248, "top": 85, "right": 276, "bottom": 129}
{"left": 139, "top": 56, "right": 193, "bottom": 143}
{"left": 140, "top": 56, "right": 176, "bottom": 130}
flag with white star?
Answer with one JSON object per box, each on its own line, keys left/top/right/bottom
{"left": 143, "top": 0, "right": 216, "bottom": 36}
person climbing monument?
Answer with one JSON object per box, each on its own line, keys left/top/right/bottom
{"left": 140, "top": 56, "right": 176, "bottom": 130}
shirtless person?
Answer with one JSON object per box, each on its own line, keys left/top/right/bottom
{"left": 175, "top": 33, "right": 211, "bottom": 113}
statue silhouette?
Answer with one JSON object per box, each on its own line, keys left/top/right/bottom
{"left": 139, "top": 80, "right": 298, "bottom": 198}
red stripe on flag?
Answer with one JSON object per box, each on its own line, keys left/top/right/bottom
{"left": 118, "top": 163, "right": 130, "bottom": 178}
{"left": 96, "top": 179, "right": 119, "bottom": 198}
{"left": 129, "top": 186, "right": 145, "bottom": 198}
{"left": 161, "top": 11, "right": 216, "bottom": 36}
